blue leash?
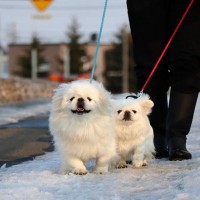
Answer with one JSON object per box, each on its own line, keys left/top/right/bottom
{"left": 90, "top": 0, "right": 108, "bottom": 83}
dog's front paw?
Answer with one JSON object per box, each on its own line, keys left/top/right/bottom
{"left": 133, "top": 160, "right": 144, "bottom": 168}
{"left": 116, "top": 164, "right": 127, "bottom": 169}
{"left": 93, "top": 166, "right": 108, "bottom": 174}
{"left": 142, "top": 159, "right": 147, "bottom": 167}
{"left": 116, "top": 160, "right": 127, "bottom": 169}
{"left": 71, "top": 168, "right": 88, "bottom": 175}
{"left": 93, "top": 170, "right": 107, "bottom": 174}
{"left": 133, "top": 160, "right": 148, "bottom": 168}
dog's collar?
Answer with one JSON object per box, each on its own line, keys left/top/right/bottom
{"left": 126, "top": 95, "right": 138, "bottom": 99}
{"left": 126, "top": 92, "right": 143, "bottom": 99}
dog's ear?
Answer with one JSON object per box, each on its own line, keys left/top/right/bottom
{"left": 95, "top": 82, "right": 110, "bottom": 102}
{"left": 140, "top": 99, "right": 154, "bottom": 115}
{"left": 51, "top": 83, "right": 70, "bottom": 111}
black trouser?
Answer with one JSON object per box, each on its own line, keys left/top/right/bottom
{"left": 127, "top": 0, "right": 200, "bottom": 93}
{"left": 127, "top": 0, "right": 200, "bottom": 151}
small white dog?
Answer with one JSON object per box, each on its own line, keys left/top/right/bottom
{"left": 112, "top": 94, "right": 155, "bottom": 168}
{"left": 49, "top": 79, "right": 117, "bottom": 175}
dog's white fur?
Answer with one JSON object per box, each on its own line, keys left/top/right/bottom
{"left": 49, "top": 79, "right": 117, "bottom": 175}
{"left": 112, "top": 94, "right": 155, "bottom": 168}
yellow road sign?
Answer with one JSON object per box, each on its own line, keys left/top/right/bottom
{"left": 31, "top": 0, "right": 53, "bottom": 12}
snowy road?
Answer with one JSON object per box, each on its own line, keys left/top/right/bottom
{"left": 0, "top": 96, "right": 200, "bottom": 200}
{"left": 0, "top": 99, "right": 51, "bottom": 126}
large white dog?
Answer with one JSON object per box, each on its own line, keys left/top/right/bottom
{"left": 112, "top": 94, "right": 155, "bottom": 168}
{"left": 49, "top": 79, "right": 117, "bottom": 175}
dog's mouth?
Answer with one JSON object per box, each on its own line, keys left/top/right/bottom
{"left": 122, "top": 118, "right": 133, "bottom": 122}
{"left": 71, "top": 103, "right": 91, "bottom": 115}
{"left": 71, "top": 108, "right": 91, "bottom": 115}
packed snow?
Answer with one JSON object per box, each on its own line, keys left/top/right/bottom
{"left": 0, "top": 99, "right": 51, "bottom": 126}
{"left": 0, "top": 96, "right": 200, "bottom": 200}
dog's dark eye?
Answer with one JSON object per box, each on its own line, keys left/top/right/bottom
{"left": 117, "top": 110, "right": 122, "bottom": 114}
{"left": 87, "top": 97, "right": 92, "bottom": 101}
{"left": 70, "top": 97, "right": 75, "bottom": 101}
{"left": 132, "top": 110, "right": 137, "bottom": 114}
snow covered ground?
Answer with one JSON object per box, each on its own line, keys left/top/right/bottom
{"left": 0, "top": 99, "right": 51, "bottom": 126}
{"left": 0, "top": 96, "right": 200, "bottom": 200}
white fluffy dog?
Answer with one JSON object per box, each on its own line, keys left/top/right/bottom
{"left": 49, "top": 79, "right": 117, "bottom": 175}
{"left": 112, "top": 94, "right": 155, "bottom": 168}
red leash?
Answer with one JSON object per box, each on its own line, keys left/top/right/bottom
{"left": 141, "top": 0, "right": 195, "bottom": 92}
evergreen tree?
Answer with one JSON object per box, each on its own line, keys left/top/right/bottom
{"left": 18, "top": 36, "right": 45, "bottom": 78}
{"left": 105, "top": 25, "right": 136, "bottom": 93}
{"left": 66, "top": 18, "right": 85, "bottom": 74}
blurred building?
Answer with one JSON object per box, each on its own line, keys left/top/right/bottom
{"left": 8, "top": 42, "right": 113, "bottom": 84}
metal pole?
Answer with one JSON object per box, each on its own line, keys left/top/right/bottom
{"left": 31, "top": 48, "right": 37, "bottom": 80}
{"left": 0, "top": 48, "right": 3, "bottom": 78}
{"left": 122, "top": 28, "right": 129, "bottom": 92}
{"left": 63, "top": 46, "right": 70, "bottom": 78}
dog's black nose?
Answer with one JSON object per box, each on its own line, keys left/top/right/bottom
{"left": 123, "top": 111, "right": 131, "bottom": 121}
{"left": 77, "top": 98, "right": 84, "bottom": 102}
{"left": 77, "top": 98, "right": 85, "bottom": 108}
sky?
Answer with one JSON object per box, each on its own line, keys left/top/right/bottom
{"left": 0, "top": 0, "right": 129, "bottom": 48}
{"left": 0, "top": 96, "right": 200, "bottom": 200}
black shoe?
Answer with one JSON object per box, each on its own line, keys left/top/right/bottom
{"left": 169, "top": 149, "right": 192, "bottom": 161}
{"left": 154, "top": 149, "right": 169, "bottom": 159}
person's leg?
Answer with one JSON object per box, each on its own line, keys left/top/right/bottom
{"left": 149, "top": 91, "right": 169, "bottom": 158}
{"left": 167, "top": 89, "right": 198, "bottom": 160}
{"left": 167, "top": 0, "right": 200, "bottom": 160}
{"left": 127, "top": 0, "right": 170, "bottom": 158}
